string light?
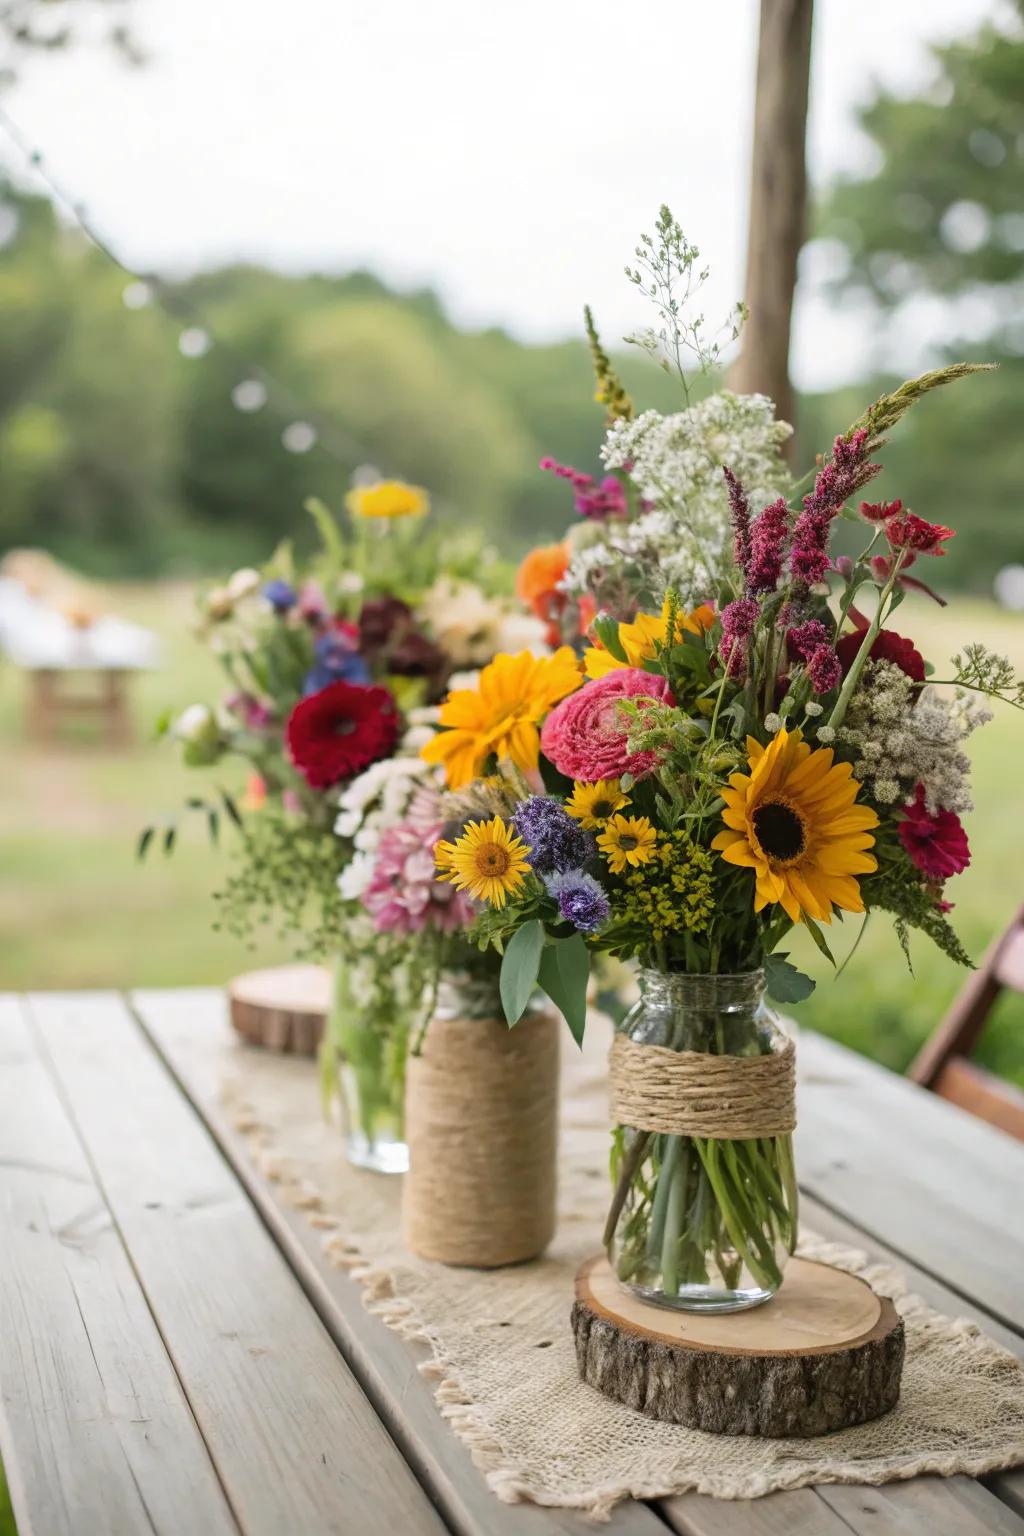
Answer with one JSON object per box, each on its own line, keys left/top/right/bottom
{"left": 0, "top": 101, "right": 385, "bottom": 476}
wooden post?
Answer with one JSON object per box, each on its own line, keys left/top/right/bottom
{"left": 729, "top": 0, "right": 814, "bottom": 455}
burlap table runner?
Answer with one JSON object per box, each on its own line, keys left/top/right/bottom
{"left": 220, "top": 1018, "right": 1024, "bottom": 1521}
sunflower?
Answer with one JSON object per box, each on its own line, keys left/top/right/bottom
{"left": 711, "top": 728, "right": 879, "bottom": 925}
{"left": 583, "top": 598, "right": 715, "bottom": 680}
{"left": 345, "top": 480, "right": 430, "bottom": 520}
{"left": 566, "top": 778, "right": 631, "bottom": 830}
{"left": 420, "top": 647, "right": 582, "bottom": 789}
{"left": 596, "top": 813, "right": 658, "bottom": 875}
{"left": 435, "top": 817, "right": 532, "bottom": 908}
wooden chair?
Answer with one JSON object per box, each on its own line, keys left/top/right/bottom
{"left": 909, "top": 902, "right": 1024, "bottom": 1142}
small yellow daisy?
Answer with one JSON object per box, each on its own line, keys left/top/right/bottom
{"left": 345, "top": 480, "right": 430, "bottom": 520}
{"left": 565, "top": 778, "right": 631, "bottom": 830}
{"left": 434, "top": 816, "right": 532, "bottom": 909}
{"left": 596, "top": 814, "right": 658, "bottom": 876}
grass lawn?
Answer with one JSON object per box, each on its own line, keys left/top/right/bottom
{"left": 0, "top": 583, "right": 1022, "bottom": 1085}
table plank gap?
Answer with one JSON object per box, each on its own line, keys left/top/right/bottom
{"left": 817, "top": 1473, "right": 1024, "bottom": 1534}
{"left": 0, "top": 994, "right": 240, "bottom": 1536}
{"left": 25, "top": 990, "right": 450, "bottom": 1536}
{"left": 661, "top": 1485, "right": 861, "bottom": 1534}
{"left": 131, "top": 986, "right": 673, "bottom": 1536}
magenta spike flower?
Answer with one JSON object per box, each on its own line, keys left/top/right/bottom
{"left": 723, "top": 465, "right": 752, "bottom": 574}
{"left": 786, "top": 618, "right": 830, "bottom": 662}
{"left": 806, "top": 645, "right": 842, "bottom": 694}
{"left": 718, "top": 596, "right": 759, "bottom": 676}
{"left": 789, "top": 430, "right": 881, "bottom": 590}
{"left": 747, "top": 498, "right": 790, "bottom": 594}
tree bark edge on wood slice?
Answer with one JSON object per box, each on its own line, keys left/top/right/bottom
{"left": 227, "top": 964, "right": 330, "bottom": 1057}
{"left": 571, "top": 1254, "right": 904, "bottom": 1437}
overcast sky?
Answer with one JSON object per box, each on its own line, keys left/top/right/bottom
{"left": 0, "top": 0, "right": 1007, "bottom": 389}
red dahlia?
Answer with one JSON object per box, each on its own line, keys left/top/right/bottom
{"left": 898, "top": 784, "right": 971, "bottom": 881}
{"left": 286, "top": 681, "right": 399, "bottom": 789}
{"left": 836, "top": 627, "right": 926, "bottom": 685}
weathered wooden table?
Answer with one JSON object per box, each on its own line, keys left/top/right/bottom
{"left": 2, "top": 990, "right": 1023, "bottom": 1535}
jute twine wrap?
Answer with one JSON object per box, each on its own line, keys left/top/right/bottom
{"left": 403, "top": 1008, "right": 560, "bottom": 1268}
{"left": 609, "top": 1031, "right": 796, "bottom": 1139}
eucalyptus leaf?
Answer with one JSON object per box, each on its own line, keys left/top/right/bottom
{"left": 537, "top": 934, "right": 590, "bottom": 1047}
{"left": 499, "top": 919, "right": 544, "bottom": 1026}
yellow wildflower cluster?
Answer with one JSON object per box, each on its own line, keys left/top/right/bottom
{"left": 617, "top": 829, "right": 715, "bottom": 941}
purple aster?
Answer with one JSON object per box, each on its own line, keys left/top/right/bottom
{"left": 303, "top": 630, "right": 372, "bottom": 695}
{"left": 263, "top": 578, "right": 298, "bottom": 612}
{"left": 512, "top": 796, "right": 595, "bottom": 875}
{"left": 544, "top": 870, "right": 610, "bottom": 934}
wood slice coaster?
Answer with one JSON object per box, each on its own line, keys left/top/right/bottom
{"left": 227, "top": 965, "right": 330, "bottom": 1056}
{"left": 572, "top": 1254, "right": 904, "bottom": 1437}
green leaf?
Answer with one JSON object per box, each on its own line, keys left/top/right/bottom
{"left": 136, "top": 826, "right": 155, "bottom": 861}
{"left": 499, "top": 919, "right": 544, "bottom": 1026}
{"left": 538, "top": 934, "right": 590, "bottom": 1047}
{"left": 592, "top": 611, "right": 628, "bottom": 662}
{"left": 764, "top": 952, "right": 816, "bottom": 1004}
{"left": 220, "top": 789, "right": 243, "bottom": 829}
{"left": 305, "top": 496, "right": 345, "bottom": 567}
{"left": 163, "top": 826, "right": 177, "bottom": 856}
{"left": 802, "top": 914, "right": 836, "bottom": 966}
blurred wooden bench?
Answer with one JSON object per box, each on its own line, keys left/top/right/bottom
{"left": 909, "top": 902, "right": 1024, "bottom": 1141}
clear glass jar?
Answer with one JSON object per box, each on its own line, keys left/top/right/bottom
{"left": 326, "top": 953, "right": 409, "bottom": 1175}
{"left": 606, "top": 969, "right": 797, "bottom": 1312}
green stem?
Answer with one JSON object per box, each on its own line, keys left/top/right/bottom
{"left": 660, "top": 1153, "right": 686, "bottom": 1295}
{"left": 827, "top": 552, "right": 907, "bottom": 732}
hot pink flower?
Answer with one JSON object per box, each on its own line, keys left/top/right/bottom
{"left": 898, "top": 784, "right": 971, "bottom": 881}
{"left": 539, "top": 457, "right": 627, "bottom": 521}
{"left": 540, "top": 668, "right": 674, "bottom": 783}
{"left": 365, "top": 816, "right": 475, "bottom": 935}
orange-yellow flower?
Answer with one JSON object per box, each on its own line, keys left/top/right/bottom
{"left": 420, "top": 647, "right": 582, "bottom": 789}
{"left": 435, "top": 816, "right": 532, "bottom": 908}
{"left": 345, "top": 480, "right": 430, "bottom": 520}
{"left": 711, "top": 728, "right": 879, "bottom": 925}
{"left": 515, "top": 543, "right": 569, "bottom": 615}
{"left": 584, "top": 598, "right": 715, "bottom": 679}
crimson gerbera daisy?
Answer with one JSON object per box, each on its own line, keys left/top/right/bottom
{"left": 286, "top": 681, "right": 399, "bottom": 789}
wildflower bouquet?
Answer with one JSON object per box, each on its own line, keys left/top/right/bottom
{"left": 421, "top": 212, "right": 1016, "bottom": 1308}
{"left": 146, "top": 476, "right": 538, "bottom": 1167}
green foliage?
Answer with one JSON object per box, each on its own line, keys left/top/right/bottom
{"left": 764, "top": 952, "right": 816, "bottom": 1005}
{"left": 537, "top": 934, "right": 590, "bottom": 1046}
{"left": 499, "top": 918, "right": 545, "bottom": 1025}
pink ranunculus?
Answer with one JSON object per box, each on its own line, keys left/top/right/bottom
{"left": 540, "top": 668, "right": 675, "bottom": 784}
{"left": 365, "top": 819, "right": 474, "bottom": 936}
{"left": 898, "top": 784, "right": 971, "bottom": 882}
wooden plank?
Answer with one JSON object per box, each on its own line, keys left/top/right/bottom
{"left": 0, "top": 996, "right": 238, "bottom": 1536}
{"left": 132, "top": 987, "right": 670, "bottom": 1536}
{"left": 24, "top": 992, "right": 449, "bottom": 1536}
{"left": 817, "top": 1474, "right": 1024, "bottom": 1534}
{"left": 663, "top": 1486, "right": 857, "bottom": 1535}
{"left": 932, "top": 1059, "right": 1024, "bottom": 1143}
{"left": 796, "top": 1030, "right": 1024, "bottom": 1332}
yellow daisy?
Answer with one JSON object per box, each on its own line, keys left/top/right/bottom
{"left": 565, "top": 778, "right": 631, "bottom": 830}
{"left": 434, "top": 817, "right": 532, "bottom": 909}
{"left": 597, "top": 813, "right": 658, "bottom": 875}
{"left": 711, "top": 728, "right": 880, "bottom": 926}
{"left": 345, "top": 480, "right": 430, "bottom": 520}
{"left": 584, "top": 598, "right": 715, "bottom": 679}
{"left": 420, "top": 647, "right": 582, "bottom": 790}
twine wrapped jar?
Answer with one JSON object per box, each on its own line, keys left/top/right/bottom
{"left": 605, "top": 969, "right": 798, "bottom": 1312}
{"left": 403, "top": 979, "right": 560, "bottom": 1268}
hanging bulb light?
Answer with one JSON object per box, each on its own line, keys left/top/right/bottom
{"left": 122, "top": 280, "right": 153, "bottom": 310}
{"left": 178, "top": 326, "right": 211, "bottom": 358}
{"left": 231, "top": 379, "right": 268, "bottom": 413}
{"left": 282, "top": 421, "right": 317, "bottom": 454}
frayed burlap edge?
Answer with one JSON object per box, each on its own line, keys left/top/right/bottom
{"left": 223, "top": 1082, "right": 1024, "bottom": 1522}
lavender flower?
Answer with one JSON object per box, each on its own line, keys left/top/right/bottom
{"left": 544, "top": 870, "right": 610, "bottom": 934}
{"left": 512, "top": 796, "right": 594, "bottom": 874}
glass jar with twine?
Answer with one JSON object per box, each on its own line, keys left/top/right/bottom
{"left": 605, "top": 969, "right": 798, "bottom": 1311}
{"left": 402, "top": 975, "right": 560, "bottom": 1267}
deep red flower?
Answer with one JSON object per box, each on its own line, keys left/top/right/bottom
{"left": 885, "top": 510, "right": 955, "bottom": 556}
{"left": 860, "top": 498, "right": 902, "bottom": 523}
{"left": 836, "top": 627, "right": 926, "bottom": 685}
{"left": 286, "top": 681, "right": 399, "bottom": 789}
{"left": 359, "top": 596, "right": 413, "bottom": 652}
{"left": 898, "top": 784, "right": 971, "bottom": 881}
